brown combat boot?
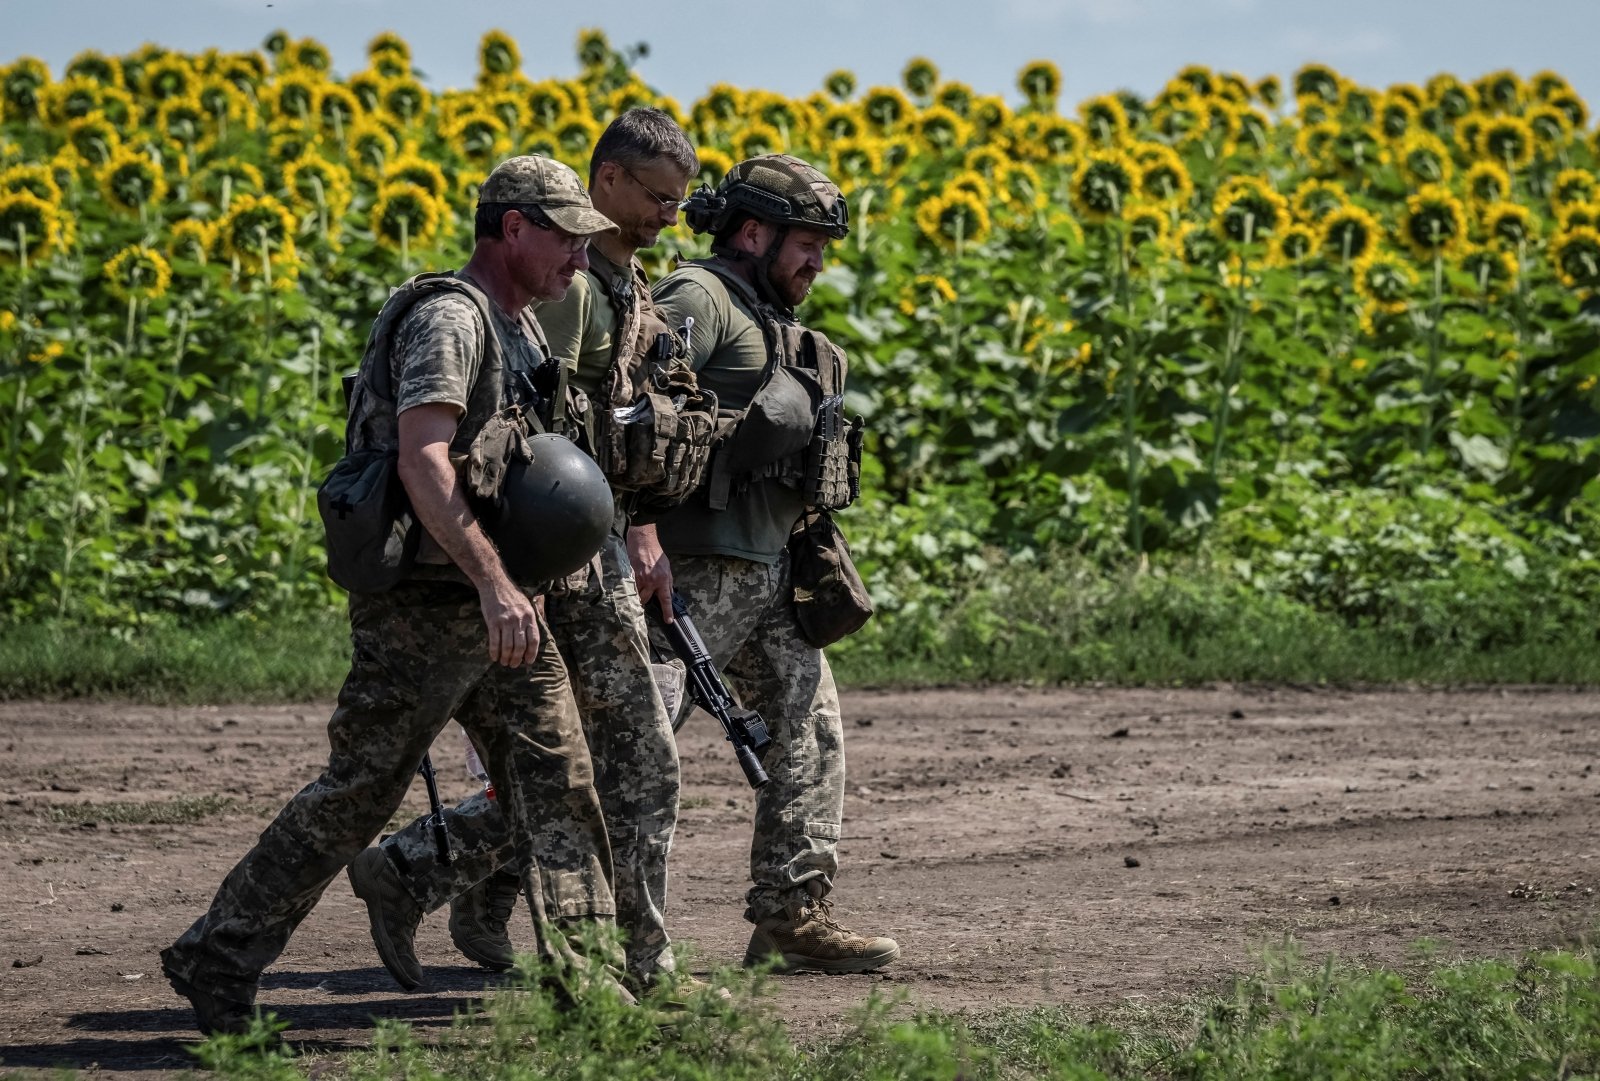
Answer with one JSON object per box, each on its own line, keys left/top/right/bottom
{"left": 346, "top": 847, "right": 425, "bottom": 991}
{"left": 448, "top": 870, "right": 520, "bottom": 972}
{"left": 159, "top": 946, "right": 260, "bottom": 1037}
{"left": 743, "top": 885, "right": 901, "bottom": 974}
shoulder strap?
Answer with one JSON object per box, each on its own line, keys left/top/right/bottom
{"left": 348, "top": 271, "right": 512, "bottom": 451}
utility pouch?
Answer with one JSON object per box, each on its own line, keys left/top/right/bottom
{"left": 787, "top": 509, "right": 874, "bottom": 648}
{"left": 317, "top": 448, "right": 420, "bottom": 593}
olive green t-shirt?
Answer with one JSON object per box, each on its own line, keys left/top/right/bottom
{"left": 532, "top": 248, "right": 629, "bottom": 402}
{"left": 651, "top": 262, "right": 806, "bottom": 564}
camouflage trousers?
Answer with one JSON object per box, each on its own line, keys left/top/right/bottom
{"left": 162, "top": 580, "right": 614, "bottom": 1003}
{"left": 649, "top": 551, "right": 846, "bottom": 922}
{"left": 380, "top": 533, "right": 681, "bottom": 982}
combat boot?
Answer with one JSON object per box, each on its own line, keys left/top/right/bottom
{"left": 743, "top": 885, "right": 901, "bottom": 974}
{"left": 159, "top": 946, "right": 262, "bottom": 1038}
{"left": 448, "top": 870, "right": 520, "bottom": 972}
{"left": 346, "top": 847, "right": 425, "bottom": 991}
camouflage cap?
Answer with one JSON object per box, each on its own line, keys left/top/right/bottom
{"left": 478, "top": 155, "right": 617, "bottom": 236}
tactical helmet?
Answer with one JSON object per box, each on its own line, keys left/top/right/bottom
{"left": 683, "top": 154, "right": 849, "bottom": 240}
{"left": 474, "top": 433, "right": 614, "bottom": 583}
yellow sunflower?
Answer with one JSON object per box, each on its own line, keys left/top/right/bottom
{"left": 283, "top": 156, "right": 353, "bottom": 218}
{"left": 1477, "top": 115, "right": 1535, "bottom": 169}
{"left": 1126, "top": 204, "right": 1170, "bottom": 249}
{"left": 348, "top": 117, "right": 399, "bottom": 177}
{"left": 1550, "top": 169, "right": 1598, "bottom": 213}
{"left": 478, "top": 30, "right": 522, "bottom": 83}
{"left": 1132, "top": 143, "right": 1193, "bottom": 207}
{"left": 155, "top": 96, "right": 213, "bottom": 153}
{"left": 1211, "top": 175, "right": 1289, "bottom": 245}
{"left": 1557, "top": 203, "right": 1600, "bottom": 233}
{"left": 2, "top": 57, "right": 51, "bottom": 122}
{"left": 1255, "top": 75, "right": 1283, "bottom": 110}
{"left": 0, "top": 190, "right": 65, "bottom": 264}
{"left": 382, "top": 154, "right": 448, "bottom": 202}
{"left": 265, "top": 69, "right": 324, "bottom": 124}
{"left": 1291, "top": 178, "right": 1347, "bottom": 223}
{"left": 694, "top": 147, "right": 734, "bottom": 188}
{"left": 282, "top": 37, "right": 333, "bottom": 75}
{"left": 1464, "top": 160, "right": 1511, "bottom": 206}
{"left": 901, "top": 57, "right": 940, "bottom": 101}
{"left": 1458, "top": 242, "right": 1517, "bottom": 296}
{"left": 1551, "top": 227, "right": 1600, "bottom": 290}
{"left": 370, "top": 181, "right": 442, "bottom": 250}
{"left": 317, "top": 84, "right": 362, "bottom": 139}
{"left": 141, "top": 55, "right": 196, "bottom": 102}
{"left": 914, "top": 105, "right": 971, "bottom": 150}
{"left": 915, "top": 190, "right": 991, "bottom": 251}
{"left": 64, "top": 49, "right": 122, "bottom": 87}
{"left": 1078, "top": 94, "right": 1129, "bottom": 145}
{"left": 1526, "top": 104, "right": 1573, "bottom": 150}
{"left": 971, "top": 95, "right": 1011, "bottom": 134}
{"left": 823, "top": 69, "right": 856, "bottom": 101}
{"left": 1473, "top": 69, "right": 1524, "bottom": 114}
{"left": 380, "top": 77, "right": 432, "bottom": 124}
{"left": 1293, "top": 63, "right": 1344, "bottom": 105}
{"left": 1269, "top": 222, "right": 1319, "bottom": 267}
{"left": 734, "top": 121, "right": 784, "bottom": 160}
{"left": 1351, "top": 249, "right": 1416, "bottom": 314}
{"left": 0, "top": 163, "right": 62, "bottom": 205}
{"left": 96, "top": 146, "right": 166, "bottom": 214}
{"left": 1399, "top": 184, "right": 1467, "bottom": 260}
{"left": 193, "top": 158, "right": 264, "bottom": 209}
{"left": 1395, "top": 131, "right": 1452, "bottom": 186}
{"left": 102, "top": 244, "right": 172, "bottom": 301}
{"left": 691, "top": 83, "right": 744, "bottom": 131}
{"left": 1319, "top": 203, "right": 1381, "bottom": 263}
{"left": 829, "top": 137, "right": 883, "bottom": 189}
{"left": 445, "top": 110, "right": 513, "bottom": 165}
{"left": 218, "top": 192, "right": 297, "bottom": 272}
{"left": 1426, "top": 74, "right": 1477, "bottom": 120}
{"left": 1070, "top": 150, "right": 1141, "bottom": 223}
{"left": 1482, "top": 202, "right": 1537, "bottom": 249}
{"left": 526, "top": 80, "right": 578, "bottom": 128}
{"left": 367, "top": 32, "right": 411, "bottom": 64}
{"left": 553, "top": 112, "right": 601, "bottom": 159}
{"left": 167, "top": 218, "right": 216, "bottom": 264}
{"left": 1017, "top": 60, "right": 1062, "bottom": 108}
{"left": 935, "top": 81, "right": 976, "bottom": 117}
{"left": 962, "top": 145, "right": 1011, "bottom": 183}
{"left": 860, "top": 85, "right": 912, "bottom": 133}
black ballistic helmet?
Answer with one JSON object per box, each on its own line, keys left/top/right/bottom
{"left": 682, "top": 153, "right": 850, "bottom": 240}
{"left": 475, "top": 433, "right": 613, "bottom": 583}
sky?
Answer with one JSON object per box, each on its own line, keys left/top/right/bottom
{"left": 8, "top": 0, "right": 1600, "bottom": 119}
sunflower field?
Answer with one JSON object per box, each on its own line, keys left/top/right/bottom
{"left": 3, "top": 30, "right": 1600, "bottom": 637}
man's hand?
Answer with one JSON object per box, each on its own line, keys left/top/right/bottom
{"left": 628, "top": 523, "right": 675, "bottom": 622}
{"left": 399, "top": 402, "right": 538, "bottom": 665}
{"left": 479, "top": 580, "right": 540, "bottom": 667}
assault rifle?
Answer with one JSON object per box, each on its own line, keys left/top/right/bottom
{"left": 658, "top": 591, "right": 773, "bottom": 789}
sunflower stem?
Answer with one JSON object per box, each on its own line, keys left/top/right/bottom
{"left": 1114, "top": 225, "right": 1142, "bottom": 560}
{"left": 1417, "top": 250, "right": 1444, "bottom": 457}
{"left": 56, "top": 347, "right": 95, "bottom": 618}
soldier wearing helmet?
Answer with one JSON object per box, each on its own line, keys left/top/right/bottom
{"left": 647, "top": 154, "right": 900, "bottom": 974}
{"left": 161, "top": 155, "right": 631, "bottom": 1036}
{"left": 346, "top": 111, "right": 718, "bottom": 1000}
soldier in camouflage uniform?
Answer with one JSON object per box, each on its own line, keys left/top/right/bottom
{"left": 348, "top": 109, "right": 703, "bottom": 993}
{"left": 649, "top": 156, "right": 901, "bottom": 973}
{"left": 159, "top": 156, "right": 625, "bottom": 1036}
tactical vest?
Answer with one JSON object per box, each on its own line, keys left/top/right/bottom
{"left": 587, "top": 258, "right": 718, "bottom": 510}
{"left": 686, "top": 260, "right": 863, "bottom": 514}
{"left": 324, "top": 271, "right": 580, "bottom": 589}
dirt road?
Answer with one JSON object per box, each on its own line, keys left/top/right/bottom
{"left": 3, "top": 686, "right": 1598, "bottom": 1075}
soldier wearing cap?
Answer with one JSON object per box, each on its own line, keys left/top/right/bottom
{"left": 346, "top": 110, "right": 710, "bottom": 997}
{"left": 159, "top": 155, "right": 628, "bottom": 1037}
{"left": 649, "top": 154, "right": 901, "bottom": 973}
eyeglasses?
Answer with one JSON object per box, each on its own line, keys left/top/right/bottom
{"left": 616, "top": 163, "right": 685, "bottom": 209}
{"left": 520, "top": 208, "right": 590, "bottom": 255}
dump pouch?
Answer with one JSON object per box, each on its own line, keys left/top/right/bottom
{"left": 787, "top": 508, "right": 874, "bottom": 648}
{"left": 317, "top": 448, "right": 421, "bottom": 593}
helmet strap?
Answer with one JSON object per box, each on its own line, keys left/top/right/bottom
{"left": 752, "top": 224, "right": 791, "bottom": 310}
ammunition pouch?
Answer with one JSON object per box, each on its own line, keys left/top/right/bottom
{"left": 592, "top": 266, "right": 718, "bottom": 510}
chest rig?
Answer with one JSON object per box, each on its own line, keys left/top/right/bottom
{"left": 587, "top": 258, "right": 718, "bottom": 512}
{"left": 689, "top": 260, "right": 863, "bottom": 514}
